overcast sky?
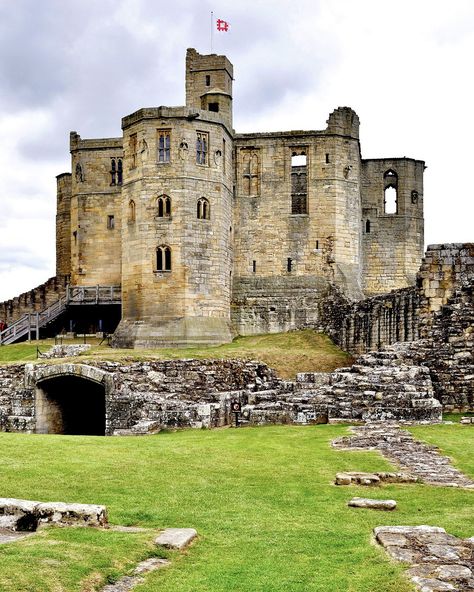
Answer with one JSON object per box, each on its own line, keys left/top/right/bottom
{"left": 0, "top": 0, "right": 473, "bottom": 301}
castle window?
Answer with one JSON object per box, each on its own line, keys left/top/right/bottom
{"left": 291, "top": 151, "right": 307, "bottom": 215}
{"left": 208, "top": 102, "right": 219, "bottom": 112}
{"left": 110, "top": 158, "right": 123, "bottom": 185}
{"left": 128, "top": 200, "right": 136, "bottom": 223}
{"left": 365, "top": 219, "right": 371, "bottom": 233}
{"left": 157, "top": 195, "right": 171, "bottom": 218}
{"left": 325, "top": 153, "right": 330, "bottom": 164}
{"left": 197, "top": 197, "right": 210, "bottom": 220}
{"left": 107, "top": 215, "right": 115, "bottom": 230}
{"left": 158, "top": 130, "right": 171, "bottom": 163}
{"left": 383, "top": 169, "right": 398, "bottom": 214}
{"left": 242, "top": 149, "right": 260, "bottom": 196}
{"left": 156, "top": 245, "right": 172, "bottom": 272}
{"left": 129, "top": 133, "right": 137, "bottom": 169}
{"left": 205, "top": 75, "right": 211, "bottom": 86}
{"left": 73, "top": 230, "right": 77, "bottom": 245}
{"left": 196, "top": 132, "right": 209, "bottom": 165}
{"left": 252, "top": 260, "right": 257, "bottom": 273}
{"left": 75, "top": 163, "right": 84, "bottom": 183}
{"left": 287, "top": 258, "right": 293, "bottom": 272}
{"left": 223, "top": 139, "right": 226, "bottom": 173}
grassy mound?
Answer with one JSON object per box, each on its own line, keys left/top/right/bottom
{"left": 0, "top": 330, "right": 353, "bottom": 378}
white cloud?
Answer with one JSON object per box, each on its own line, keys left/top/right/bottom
{"left": 0, "top": 0, "right": 473, "bottom": 302}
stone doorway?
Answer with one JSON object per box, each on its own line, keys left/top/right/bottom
{"left": 35, "top": 375, "right": 106, "bottom": 436}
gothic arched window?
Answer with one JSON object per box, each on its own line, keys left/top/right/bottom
{"left": 128, "top": 200, "right": 136, "bottom": 223}
{"left": 157, "top": 195, "right": 171, "bottom": 218}
{"left": 156, "top": 245, "right": 172, "bottom": 271}
{"left": 197, "top": 197, "right": 210, "bottom": 220}
{"left": 384, "top": 170, "right": 398, "bottom": 214}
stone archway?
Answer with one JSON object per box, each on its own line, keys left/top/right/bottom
{"left": 26, "top": 364, "right": 113, "bottom": 436}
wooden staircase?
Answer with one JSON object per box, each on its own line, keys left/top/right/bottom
{"left": 0, "top": 285, "right": 121, "bottom": 345}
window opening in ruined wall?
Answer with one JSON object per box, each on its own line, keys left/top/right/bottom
{"left": 208, "top": 102, "right": 219, "bottom": 112}
{"left": 110, "top": 158, "right": 123, "bottom": 185}
{"left": 128, "top": 200, "right": 136, "bottom": 223}
{"left": 291, "top": 151, "right": 307, "bottom": 214}
{"left": 157, "top": 195, "right": 171, "bottom": 218}
{"left": 107, "top": 215, "right": 115, "bottom": 230}
{"left": 287, "top": 258, "right": 293, "bottom": 272}
{"left": 205, "top": 75, "right": 211, "bottom": 86}
{"left": 196, "top": 132, "right": 208, "bottom": 165}
{"left": 158, "top": 130, "right": 171, "bottom": 163}
{"left": 384, "top": 170, "right": 398, "bottom": 214}
{"left": 129, "top": 134, "right": 137, "bottom": 169}
{"left": 197, "top": 197, "right": 210, "bottom": 220}
{"left": 156, "top": 245, "right": 172, "bottom": 272}
{"left": 365, "top": 220, "right": 371, "bottom": 233}
{"left": 241, "top": 149, "right": 260, "bottom": 196}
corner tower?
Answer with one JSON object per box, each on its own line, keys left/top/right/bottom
{"left": 111, "top": 49, "right": 234, "bottom": 348}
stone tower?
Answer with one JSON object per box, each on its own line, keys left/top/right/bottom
{"left": 111, "top": 49, "right": 234, "bottom": 347}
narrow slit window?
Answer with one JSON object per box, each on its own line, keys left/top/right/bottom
{"left": 287, "top": 258, "right": 293, "bottom": 272}
{"left": 128, "top": 200, "right": 136, "bottom": 223}
{"left": 325, "top": 153, "right": 330, "bottom": 163}
{"left": 252, "top": 260, "right": 256, "bottom": 273}
{"left": 365, "top": 220, "right": 371, "bottom": 233}
{"left": 107, "top": 215, "right": 115, "bottom": 230}
{"left": 205, "top": 75, "right": 210, "bottom": 86}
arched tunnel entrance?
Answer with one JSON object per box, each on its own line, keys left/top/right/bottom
{"left": 35, "top": 375, "right": 106, "bottom": 435}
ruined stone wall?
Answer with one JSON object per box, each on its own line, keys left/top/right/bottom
{"left": 0, "top": 365, "right": 34, "bottom": 432}
{"left": 0, "top": 277, "right": 67, "bottom": 326}
{"left": 322, "top": 243, "right": 474, "bottom": 356}
{"left": 361, "top": 158, "right": 424, "bottom": 296}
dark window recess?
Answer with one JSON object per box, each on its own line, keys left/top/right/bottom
{"left": 156, "top": 245, "right": 172, "bottom": 271}
{"left": 157, "top": 195, "right": 171, "bottom": 218}
{"left": 205, "top": 75, "right": 210, "bottom": 86}
{"left": 73, "top": 230, "right": 77, "bottom": 245}
{"left": 197, "top": 197, "right": 210, "bottom": 220}
{"left": 252, "top": 260, "right": 256, "bottom": 273}
{"left": 208, "top": 102, "right": 219, "bottom": 112}
{"left": 325, "top": 153, "right": 330, "bottom": 163}
{"left": 291, "top": 152, "right": 307, "bottom": 214}
{"left": 315, "top": 240, "right": 319, "bottom": 250}
{"left": 287, "top": 258, "right": 293, "bottom": 272}
{"left": 365, "top": 219, "right": 371, "bottom": 233}
{"left": 107, "top": 215, "right": 115, "bottom": 230}
{"left": 110, "top": 158, "right": 123, "bottom": 185}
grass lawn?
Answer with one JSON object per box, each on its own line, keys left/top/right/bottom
{"left": 0, "top": 330, "right": 353, "bottom": 379}
{"left": 1, "top": 424, "right": 473, "bottom": 591}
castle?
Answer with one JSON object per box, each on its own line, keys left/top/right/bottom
{"left": 3, "top": 49, "right": 425, "bottom": 348}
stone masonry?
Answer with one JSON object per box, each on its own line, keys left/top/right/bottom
{"left": 0, "top": 48, "right": 425, "bottom": 346}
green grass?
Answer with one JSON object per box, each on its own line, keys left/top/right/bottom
{"left": 1, "top": 424, "right": 473, "bottom": 591}
{"left": 0, "top": 330, "right": 353, "bottom": 379}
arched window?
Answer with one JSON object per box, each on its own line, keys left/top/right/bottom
{"left": 156, "top": 245, "right": 171, "bottom": 272}
{"left": 383, "top": 170, "right": 398, "bottom": 214}
{"left": 197, "top": 197, "right": 210, "bottom": 220}
{"left": 157, "top": 195, "right": 171, "bottom": 218}
{"left": 128, "top": 200, "right": 136, "bottom": 223}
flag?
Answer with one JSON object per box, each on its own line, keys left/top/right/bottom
{"left": 216, "top": 18, "right": 229, "bottom": 32}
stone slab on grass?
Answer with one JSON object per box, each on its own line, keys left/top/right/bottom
{"left": 0, "top": 497, "right": 108, "bottom": 531}
{"left": 335, "top": 471, "right": 418, "bottom": 486}
{"left": 101, "top": 558, "right": 169, "bottom": 592}
{"left": 348, "top": 497, "right": 397, "bottom": 510}
{"left": 375, "top": 525, "right": 474, "bottom": 592}
{"left": 155, "top": 528, "right": 197, "bottom": 549}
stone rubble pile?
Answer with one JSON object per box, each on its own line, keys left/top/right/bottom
{"left": 335, "top": 471, "right": 417, "bottom": 486}
{"left": 375, "top": 525, "right": 474, "bottom": 591}
{"left": 333, "top": 423, "right": 474, "bottom": 488}
{"left": 39, "top": 344, "right": 92, "bottom": 358}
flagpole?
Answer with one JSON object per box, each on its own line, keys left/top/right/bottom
{"left": 210, "top": 11, "right": 213, "bottom": 53}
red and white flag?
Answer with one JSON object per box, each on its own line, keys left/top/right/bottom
{"left": 216, "top": 18, "right": 229, "bottom": 32}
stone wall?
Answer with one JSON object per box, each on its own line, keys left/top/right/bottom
{"left": 0, "top": 356, "right": 441, "bottom": 435}
{"left": 322, "top": 243, "right": 474, "bottom": 355}
{"left": 0, "top": 277, "right": 67, "bottom": 326}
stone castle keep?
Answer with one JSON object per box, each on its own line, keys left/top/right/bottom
{"left": 1, "top": 48, "right": 425, "bottom": 348}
